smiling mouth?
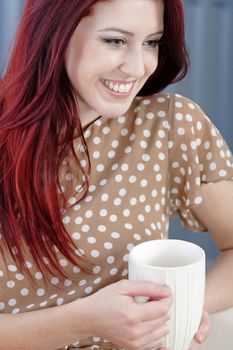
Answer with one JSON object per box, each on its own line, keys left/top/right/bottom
{"left": 102, "top": 79, "right": 134, "bottom": 94}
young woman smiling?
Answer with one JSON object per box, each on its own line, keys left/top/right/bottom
{"left": 0, "top": 0, "right": 233, "bottom": 349}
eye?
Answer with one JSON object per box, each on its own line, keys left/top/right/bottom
{"left": 143, "top": 39, "right": 162, "bottom": 48}
{"left": 102, "top": 38, "right": 127, "bottom": 47}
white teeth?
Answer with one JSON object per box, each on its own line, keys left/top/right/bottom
{"left": 103, "top": 80, "right": 133, "bottom": 93}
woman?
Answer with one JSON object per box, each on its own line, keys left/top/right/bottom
{"left": 0, "top": 0, "right": 232, "bottom": 349}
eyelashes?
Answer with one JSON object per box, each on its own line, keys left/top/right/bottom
{"left": 102, "top": 38, "right": 162, "bottom": 49}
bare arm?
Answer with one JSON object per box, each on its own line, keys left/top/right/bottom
{"left": 191, "top": 180, "right": 233, "bottom": 313}
{"left": 0, "top": 281, "right": 172, "bottom": 350}
{"left": 0, "top": 299, "right": 89, "bottom": 350}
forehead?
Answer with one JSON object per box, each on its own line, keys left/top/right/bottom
{"left": 87, "top": 0, "right": 164, "bottom": 31}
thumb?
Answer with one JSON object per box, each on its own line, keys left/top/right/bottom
{"left": 119, "top": 280, "right": 171, "bottom": 300}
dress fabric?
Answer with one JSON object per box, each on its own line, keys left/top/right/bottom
{"left": 0, "top": 93, "right": 233, "bottom": 349}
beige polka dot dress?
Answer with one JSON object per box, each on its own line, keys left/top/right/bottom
{"left": 1, "top": 93, "right": 233, "bottom": 349}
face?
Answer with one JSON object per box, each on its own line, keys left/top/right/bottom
{"left": 65, "top": 0, "right": 164, "bottom": 127}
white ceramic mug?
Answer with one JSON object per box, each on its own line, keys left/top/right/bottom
{"left": 128, "top": 239, "right": 206, "bottom": 350}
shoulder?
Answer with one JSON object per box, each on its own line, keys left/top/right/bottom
{"left": 131, "top": 92, "right": 207, "bottom": 120}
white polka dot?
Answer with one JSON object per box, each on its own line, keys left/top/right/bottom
{"left": 97, "top": 164, "right": 105, "bottom": 172}
{"left": 111, "top": 163, "right": 119, "bottom": 171}
{"left": 177, "top": 128, "right": 185, "bottom": 135}
{"left": 7, "top": 281, "right": 15, "bottom": 288}
{"left": 15, "top": 273, "right": 24, "bottom": 280}
{"left": 82, "top": 225, "right": 90, "bottom": 233}
{"left": 130, "top": 197, "right": 137, "bottom": 205}
{"left": 185, "top": 114, "right": 193, "bottom": 122}
{"left": 72, "top": 232, "right": 81, "bottom": 240}
{"left": 73, "top": 266, "right": 81, "bottom": 274}
{"left": 37, "top": 288, "right": 45, "bottom": 297}
{"left": 40, "top": 301, "right": 48, "bottom": 307}
{"left": 155, "top": 140, "right": 162, "bottom": 149}
{"left": 113, "top": 198, "right": 121, "bottom": 206}
{"left": 87, "top": 237, "right": 96, "bottom": 244}
{"left": 0, "top": 270, "right": 4, "bottom": 277}
{"left": 158, "top": 130, "right": 166, "bottom": 138}
{"left": 127, "top": 243, "right": 134, "bottom": 251}
{"left": 125, "top": 223, "right": 133, "bottom": 230}
{"left": 159, "top": 153, "right": 165, "bottom": 160}
{"left": 175, "top": 113, "right": 183, "bottom": 121}
{"left": 135, "top": 117, "right": 143, "bottom": 125}
{"left": 74, "top": 217, "right": 83, "bottom": 225}
{"left": 12, "top": 308, "right": 20, "bottom": 314}
{"left": 79, "top": 280, "right": 87, "bottom": 287}
{"left": 64, "top": 279, "right": 72, "bottom": 287}
{"left": 124, "top": 146, "right": 132, "bottom": 154}
{"left": 8, "top": 298, "right": 17, "bottom": 306}
{"left": 133, "top": 233, "right": 142, "bottom": 241}
{"left": 142, "top": 154, "right": 150, "bottom": 162}
{"left": 119, "top": 188, "right": 127, "bottom": 196}
{"left": 108, "top": 150, "right": 116, "bottom": 158}
{"left": 137, "top": 163, "right": 145, "bottom": 171}
{"left": 175, "top": 101, "right": 183, "bottom": 108}
{"left": 85, "top": 287, "right": 93, "bottom": 294}
{"left": 109, "top": 215, "right": 117, "bottom": 222}
{"left": 188, "top": 102, "right": 195, "bottom": 109}
{"left": 102, "top": 127, "right": 110, "bottom": 135}
{"left": 98, "top": 225, "right": 107, "bottom": 232}
{"left": 110, "top": 268, "right": 118, "bottom": 276}
{"left": 8, "top": 265, "right": 17, "bottom": 272}
{"left": 94, "top": 278, "right": 102, "bottom": 284}
{"left": 91, "top": 250, "right": 100, "bottom": 258}
{"left": 35, "top": 272, "right": 43, "bottom": 280}
{"left": 112, "top": 140, "right": 119, "bottom": 148}
{"left": 151, "top": 189, "right": 158, "bottom": 198}
{"left": 146, "top": 112, "right": 154, "bottom": 119}
{"left": 93, "top": 265, "right": 101, "bottom": 274}
{"left": 104, "top": 242, "right": 113, "bottom": 250}
{"left": 138, "top": 215, "right": 145, "bottom": 222}
{"left": 209, "top": 162, "right": 217, "bottom": 171}
{"left": 121, "top": 164, "right": 129, "bottom": 172}
{"left": 134, "top": 106, "right": 141, "bottom": 113}
{"left": 121, "top": 128, "right": 129, "bottom": 136}
{"left": 0, "top": 303, "right": 5, "bottom": 311}
{"left": 51, "top": 277, "right": 59, "bottom": 285}
{"left": 111, "top": 231, "right": 120, "bottom": 239}
{"left": 143, "top": 99, "right": 151, "bottom": 105}
{"left": 99, "top": 209, "right": 108, "bottom": 217}
{"left": 59, "top": 259, "right": 68, "bottom": 267}
{"left": 101, "top": 194, "right": 109, "bottom": 202}
{"left": 93, "top": 137, "right": 101, "bottom": 145}
{"left": 157, "top": 110, "right": 166, "bottom": 118}
{"left": 118, "top": 116, "right": 126, "bottom": 123}
{"left": 156, "top": 174, "right": 162, "bottom": 182}
{"left": 129, "top": 175, "right": 137, "bottom": 183}
{"left": 219, "top": 170, "right": 227, "bottom": 177}
{"left": 140, "top": 179, "right": 148, "bottom": 187}
{"left": 85, "top": 210, "right": 93, "bottom": 218}
{"left": 20, "top": 288, "right": 29, "bottom": 296}
{"left": 194, "top": 197, "right": 203, "bottom": 205}
{"left": 140, "top": 140, "right": 148, "bottom": 149}
{"left": 93, "top": 151, "right": 100, "bottom": 159}
{"left": 56, "top": 298, "right": 64, "bottom": 305}
{"left": 107, "top": 256, "right": 115, "bottom": 264}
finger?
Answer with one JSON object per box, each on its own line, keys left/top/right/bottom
{"left": 122, "top": 280, "right": 172, "bottom": 300}
{"left": 134, "top": 323, "right": 169, "bottom": 348}
{"left": 195, "top": 311, "right": 211, "bottom": 344}
{"left": 137, "top": 296, "right": 172, "bottom": 322}
{"left": 135, "top": 314, "right": 170, "bottom": 338}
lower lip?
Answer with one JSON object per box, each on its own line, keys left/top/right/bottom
{"left": 101, "top": 81, "right": 133, "bottom": 99}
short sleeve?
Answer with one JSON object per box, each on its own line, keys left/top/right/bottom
{"left": 168, "top": 94, "right": 233, "bottom": 231}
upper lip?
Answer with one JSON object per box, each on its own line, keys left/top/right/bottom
{"left": 102, "top": 79, "right": 136, "bottom": 85}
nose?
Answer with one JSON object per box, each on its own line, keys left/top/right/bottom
{"left": 119, "top": 48, "right": 145, "bottom": 78}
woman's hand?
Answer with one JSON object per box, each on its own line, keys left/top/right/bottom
{"left": 79, "top": 279, "right": 172, "bottom": 350}
{"left": 188, "top": 310, "right": 211, "bottom": 350}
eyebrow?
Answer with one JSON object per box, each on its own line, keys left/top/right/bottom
{"left": 98, "top": 27, "right": 164, "bottom": 37}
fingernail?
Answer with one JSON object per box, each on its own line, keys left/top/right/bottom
{"left": 197, "top": 331, "right": 205, "bottom": 343}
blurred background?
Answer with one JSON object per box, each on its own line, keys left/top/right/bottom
{"left": 0, "top": 0, "right": 233, "bottom": 266}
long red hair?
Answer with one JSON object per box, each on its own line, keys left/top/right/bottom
{"left": 0, "top": 0, "right": 189, "bottom": 277}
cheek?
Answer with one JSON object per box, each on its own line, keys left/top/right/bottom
{"left": 145, "top": 51, "right": 159, "bottom": 75}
